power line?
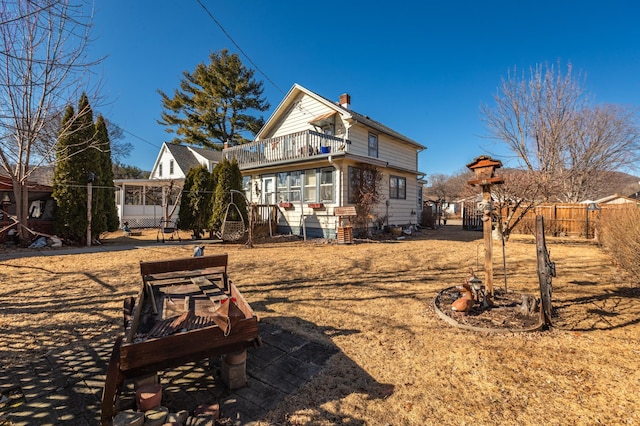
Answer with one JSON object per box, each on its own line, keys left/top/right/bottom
{"left": 195, "top": 0, "right": 285, "bottom": 95}
{"left": 121, "top": 128, "right": 162, "bottom": 149}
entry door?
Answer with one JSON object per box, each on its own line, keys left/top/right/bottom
{"left": 261, "top": 176, "right": 276, "bottom": 204}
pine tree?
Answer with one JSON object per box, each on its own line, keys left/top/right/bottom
{"left": 158, "top": 49, "right": 269, "bottom": 149}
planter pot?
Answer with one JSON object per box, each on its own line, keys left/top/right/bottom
{"left": 320, "top": 146, "right": 331, "bottom": 154}
{"left": 279, "top": 202, "right": 293, "bottom": 209}
{"left": 308, "top": 203, "right": 324, "bottom": 209}
{"left": 136, "top": 383, "right": 162, "bottom": 412}
{"left": 390, "top": 226, "right": 403, "bottom": 237}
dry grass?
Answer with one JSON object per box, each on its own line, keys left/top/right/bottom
{"left": 1, "top": 227, "right": 639, "bottom": 425}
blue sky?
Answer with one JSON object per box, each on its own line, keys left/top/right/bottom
{"left": 91, "top": 1, "right": 640, "bottom": 177}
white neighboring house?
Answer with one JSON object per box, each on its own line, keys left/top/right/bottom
{"left": 115, "top": 84, "right": 427, "bottom": 237}
{"left": 114, "top": 144, "right": 222, "bottom": 228}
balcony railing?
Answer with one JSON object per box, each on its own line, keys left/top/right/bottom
{"left": 223, "top": 129, "right": 349, "bottom": 169}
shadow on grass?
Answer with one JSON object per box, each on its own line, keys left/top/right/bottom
{"left": 553, "top": 285, "right": 640, "bottom": 331}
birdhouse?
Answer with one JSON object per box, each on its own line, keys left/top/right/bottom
{"left": 466, "top": 155, "right": 504, "bottom": 186}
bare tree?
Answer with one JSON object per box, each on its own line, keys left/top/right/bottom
{"left": 0, "top": 0, "right": 101, "bottom": 239}
{"left": 481, "top": 62, "right": 640, "bottom": 203}
{"left": 491, "top": 169, "right": 549, "bottom": 240}
{"left": 424, "top": 171, "right": 474, "bottom": 203}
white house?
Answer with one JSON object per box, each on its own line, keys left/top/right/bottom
{"left": 150, "top": 143, "right": 223, "bottom": 179}
{"left": 225, "top": 84, "right": 426, "bottom": 238}
{"left": 117, "top": 84, "right": 427, "bottom": 237}
{"left": 114, "top": 144, "right": 222, "bottom": 228}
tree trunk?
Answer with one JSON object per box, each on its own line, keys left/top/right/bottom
{"left": 12, "top": 180, "right": 29, "bottom": 242}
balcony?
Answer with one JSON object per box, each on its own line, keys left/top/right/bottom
{"left": 223, "top": 129, "right": 350, "bottom": 170}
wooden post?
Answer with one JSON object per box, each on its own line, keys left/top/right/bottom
{"left": 248, "top": 204, "right": 254, "bottom": 248}
{"left": 466, "top": 156, "right": 504, "bottom": 298}
{"left": 87, "top": 180, "right": 92, "bottom": 247}
{"left": 481, "top": 185, "right": 493, "bottom": 295}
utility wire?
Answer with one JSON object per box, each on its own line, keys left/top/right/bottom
{"left": 195, "top": 0, "right": 285, "bottom": 95}
{"left": 121, "top": 128, "right": 162, "bottom": 149}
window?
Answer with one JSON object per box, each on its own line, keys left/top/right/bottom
{"left": 278, "top": 169, "right": 335, "bottom": 203}
{"left": 124, "top": 186, "right": 143, "bottom": 205}
{"left": 277, "top": 172, "right": 288, "bottom": 201}
{"left": 389, "top": 175, "right": 406, "bottom": 199}
{"left": 277, "top": 171, "right": 301, "bottom": 201}
{"left": 320, "top": 168, "right": 334, "bottom": 202}
{"left": 158, "top": 163, "right": 163, "bottom": 177}
{"left": 243, "top": 176, "right": 252, "bottom": 202}
{"left": 145, "top": 187, "right": 162, "bottom": 206}
{"left": 169, "top": 159, "right": 174, "bottom": 175}
{"left": 304, "top": 169, "right": 317, "bottom": 202}
{"left": 348, "top": 165, "right": 381, "bottom": 203}
{"left": 290, "top": 171, "right": 301, "bottom": 201}
{"left": 368, "top": 133, "right": 378, "bottom": 158}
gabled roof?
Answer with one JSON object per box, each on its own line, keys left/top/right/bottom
{"left": 163, "top": 143, "right": 200, "bottom": 174}
{"left": 590, "top": 194, "right": 638, "bottom": 204}
{"left": 0, "top": 174, "right": 52, "bottom": 192}
{"left": 257, "top": 84, "right": 425, "bottom": 150}
{"left": 189, "top": 146, "right": 224, "bottom": 162}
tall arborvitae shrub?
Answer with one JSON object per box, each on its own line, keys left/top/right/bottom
{"left": 210, "top": 158, "right": 246, "bottom": 232}
{"left": 53, "top": 94, "right": 100, "bottom": 242}
{"left": 179, "top": 165, "right": 214, "bottom": 238}
{"left": 95, "top": 115, "right": 120, "bottom": 233}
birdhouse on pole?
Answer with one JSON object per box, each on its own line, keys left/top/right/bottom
{"left": 466, "top": 155, "right": 504, "bottom": 298}
{"left": 466, "top": 155, "right": 504, "bottom": 186}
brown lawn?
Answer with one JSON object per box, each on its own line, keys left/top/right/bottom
{"left": 1, "top": 226, "right": 639, "bottom": 425}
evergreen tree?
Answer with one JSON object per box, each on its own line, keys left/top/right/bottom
{"left": 158, "top": 49, "right": 269, "bottom": 149}
{"left": 52, "top": 94, "right": 100, "bottom": 243}
{"left": 210, "top": 158, "right": 246, "bottom": 232}
{"left": 96, "top": 115, "right": 120, "bottom": 233}
{"left": 112, "top": 162, "right": 148, "bottom": 179}
{"left": 178, "top": 166, "right": 214, "bottom": 238}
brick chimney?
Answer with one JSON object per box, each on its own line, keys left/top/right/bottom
{"left": 339, "top": 93, "right": 351, "bottom": 110}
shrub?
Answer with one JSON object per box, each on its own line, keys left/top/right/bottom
{"left": 596, "top": 205, "right": 640, "bottom": 280}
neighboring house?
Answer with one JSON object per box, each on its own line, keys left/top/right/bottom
{"left": 116, "top": 84, "right": 427, "bottom": 237}
{"left": 585, "top": 194, "right": 639, "bottom": 205}
{"left": 150, "top": 143, "right": 223, "bottom": 179}
{"left": 225, "top": 83, "right": 426, "bottom": 238}
{"left": 115, "top": 144, "right": 223, "bottom": 228}
{"left": 0, "top": 174, "right": 55, "bottom": 240}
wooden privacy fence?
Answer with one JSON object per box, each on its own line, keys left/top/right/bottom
{"left": 509, "top": 204, "right": 599, "bottom": 238}
{"left": 463, "top": 202, "right": 637, "bottom": 238}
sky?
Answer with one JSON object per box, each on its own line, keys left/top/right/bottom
{"left": 89, "top": 1, "right": 640, "bottom": 178}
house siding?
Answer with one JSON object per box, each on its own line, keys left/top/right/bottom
{"left": 347, "top": 124, "right": 419, "bottom": 172}
{"left": 152, "top": 147, "right": 187, "bottom": 180}
{"left": 268, "top": 93, "right": 346, "bottom": 139}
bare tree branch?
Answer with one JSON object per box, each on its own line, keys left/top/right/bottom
{"left": 481, "top": 62, "right": 639, "bottom": 204}
{"left": 0, "top": 0, "right": 102, "bottom": 239}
